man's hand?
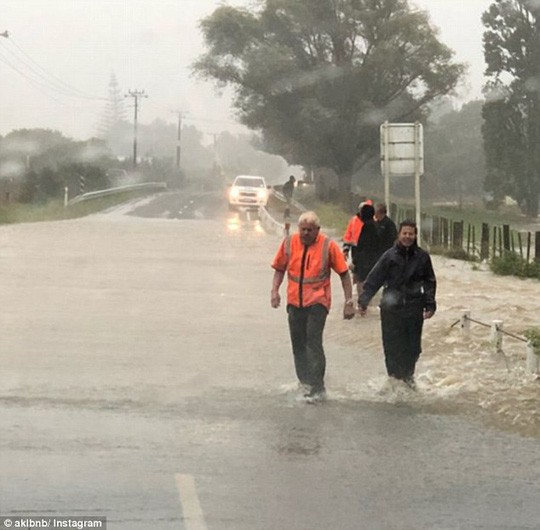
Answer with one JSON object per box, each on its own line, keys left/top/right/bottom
{"left": 358, "top": 305, "right": 367, "bottom": 317}
{"left": 423, "top": 310, "right": 434, "bottom": 319}
{"left": 343, "top": 301, "right": 355, "bottom": 320}
{"left": 271, "top": 290, "right": 281, "bottom": 308}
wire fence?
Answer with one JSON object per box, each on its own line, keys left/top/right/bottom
{"left": 390, "top": 205, "right": 540, "bottom": 263}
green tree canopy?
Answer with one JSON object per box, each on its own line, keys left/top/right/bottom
{"left": 424, "top": 100, "right": 486, "bottom": 201}
{"left": 482, "top": 0, "right": 540, "bottom": 216}
{"left": 194, "top": 0, "right": 464, "bottom": 196}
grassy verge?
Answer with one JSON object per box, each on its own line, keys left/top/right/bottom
{"left": 293, "top": 187, "right": 351, "bottom": 234}
{"left": 0, "top": 190, "right": 153, "bottom": 225}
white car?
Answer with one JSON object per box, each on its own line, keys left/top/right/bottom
{"left": 228, "top": 175, "right": 269, "bottom": 210}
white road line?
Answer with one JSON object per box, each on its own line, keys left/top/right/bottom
{"left": 175, "top": 474, "right": 208, "bottom": 530}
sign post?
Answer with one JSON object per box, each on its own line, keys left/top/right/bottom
{"left": 380, "top": 121, "right": 424, "bottom": 244}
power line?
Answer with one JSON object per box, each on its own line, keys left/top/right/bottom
{"left": 0, "top": 32, "right": 106, "bottom": 101}
{"left": 8, "top": 36, "right": 92, "bottom": 98}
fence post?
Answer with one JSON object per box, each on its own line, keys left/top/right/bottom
{"left": 526, "top": 342, "right": 539, "bottom": 374}
{"left": 460, "top": 310, "right": 471, "bottom": 334}
{"left": 490, "top": 320, "right": 504, "bottom": 354}
{"left": 502, "top": 224, "right": 510, "bottom": 252}
{"left": 535, "top": 232, "right": 540, "bottom": 262}
{"left": 452, "top": 220, "right": 463, "bottom": 250}
{"left": 481, "top": 223, "right": 489, "bottom": 261}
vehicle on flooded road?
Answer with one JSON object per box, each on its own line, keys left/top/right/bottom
{"left": 228, "top": 175, "right": 269, "bottom": 210}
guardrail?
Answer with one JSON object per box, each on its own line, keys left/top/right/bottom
{"left": 66, "top": 182, "right": 168, "bottom": 206}
{"left": 259, "top": 205, "right": 284, "bottom": 236}
{"left": 450, "top": 310, "right": 539, "bottom": 375}
{"left": 272, "top": 190, "right": 306, "bottom": 213}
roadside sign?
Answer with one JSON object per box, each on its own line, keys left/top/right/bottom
{"left": 380, "top": 122, "right": 424, "bottom": 177}
{"left": 380, "top": 121, "right": 424, "bottom": 244}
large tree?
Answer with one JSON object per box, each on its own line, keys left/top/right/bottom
{"left": 482, "top": 0, "right": 540, "bottom": 216}
{"left": 424, "top": 100, "right": 486, "bottom": 202}
{"left": 194, "top": 0, "right": 464, "bottom": 198}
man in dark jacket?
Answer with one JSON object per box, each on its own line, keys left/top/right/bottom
{"left": 374, "top": 203, "right": 398, "bottom": 255}
{"left": 352, "top": 203, "right": 379, "bottom": 285}
{"left": 282, "top": 175, "right": 296, "bottom": 203}
{"left": 358, "top": 220, "right": 436, "bottom": 388}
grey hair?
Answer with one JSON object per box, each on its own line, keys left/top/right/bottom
{"left": 298, "top": 211, "right": 321, "bottom": 227}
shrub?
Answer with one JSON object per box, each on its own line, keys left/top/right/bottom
{"left": 523, "top": 327, "right": 540, "bottom": 353}
{"left": 490, "top": 252, "right": 540, "bottom": 279}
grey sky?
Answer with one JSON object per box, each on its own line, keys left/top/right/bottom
{"left": 1, "top": 0, "right": 491, "bottom": 141}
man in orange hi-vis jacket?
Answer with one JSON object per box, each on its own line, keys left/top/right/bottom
{"left": 271, "top": 211, "right": 355, "bottom": 402}
{"left": 342, "top": 199, "right": 373, "bottom": 302}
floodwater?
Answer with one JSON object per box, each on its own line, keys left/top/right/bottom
{"left": 0, "top": 192, "right": 539, "bottom": 529}
{"left": 325, "top": 255, "right": 540, "bottom": 438}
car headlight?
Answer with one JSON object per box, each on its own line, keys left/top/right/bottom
{"left": 257, "top": 189, "right": 267, "bottom": 200}
{"left": 230, "top": 188, "right": 240, "bottom": 198}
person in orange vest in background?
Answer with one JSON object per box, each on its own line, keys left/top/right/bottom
{"left": 271, "top": 211, "right": 355, "bottom": 402}
{"left": 342, "top": 198, "right": 373, "bottom": 301}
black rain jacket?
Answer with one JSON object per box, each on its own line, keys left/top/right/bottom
{"left": 359, "top": 241, "right": 436, "bottom": 313}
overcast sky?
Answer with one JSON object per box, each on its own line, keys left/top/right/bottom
{"left": 1, "top": 0, "right": 492, "bottom": 141}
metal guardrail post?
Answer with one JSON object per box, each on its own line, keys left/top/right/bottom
{"left": 490, "top": 320, "right": 504, "bottom": 354}
{"left": 460, "top": 310, "right": 471, "bottom": 334}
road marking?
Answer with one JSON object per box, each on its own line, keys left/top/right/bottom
{"left": 175, "top": 474, "right": 208, "bottom": 530}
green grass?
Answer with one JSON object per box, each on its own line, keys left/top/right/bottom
{"left": 0, "top": 190, "right": 152, "bottom": 225}
{"left": 293, "top": 188, "right": 351, "bottom": 234}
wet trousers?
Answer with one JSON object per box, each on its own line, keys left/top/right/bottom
{"left": 287, "top": 304, "right": 328, "bottom": 391}
{"left": 380, "top": 307, "right": 424, "bottom": 380}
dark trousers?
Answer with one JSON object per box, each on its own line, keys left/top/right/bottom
{"left": 287, "top": 304, "right": 328, "bottom": 391}
{"left": 380, "top": 307, "right": 424, "bottom": 380}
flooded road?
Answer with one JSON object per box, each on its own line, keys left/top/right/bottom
{"left": 0, "top": 190, "right": 539, "bottom": 529}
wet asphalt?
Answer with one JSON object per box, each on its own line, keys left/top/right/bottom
{"left": 0, "top": 190, "right": 538, "bottom": 529}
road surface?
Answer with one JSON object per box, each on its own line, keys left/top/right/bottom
{"left": 1, "top": 190, "right": 538, "bottom": 529}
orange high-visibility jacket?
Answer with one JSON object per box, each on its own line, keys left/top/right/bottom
{"left": 343, "top": 215, "right": 364, "bottom": 246}
{"left": 342, "top": 199, "right": 373, "bottom": 247}
{"left": 272, "top": 233, "right": 348, "bottom": 310}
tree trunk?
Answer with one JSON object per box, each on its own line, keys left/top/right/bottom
{"left": 337, "top": 172, "right": 352, "bottom": 208}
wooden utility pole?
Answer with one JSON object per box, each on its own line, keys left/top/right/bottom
{"left": 172, "top": 111, "right": 183, "bottom": 170}
{"left": 124, "top": 89, "right": 148, "bottom": 168}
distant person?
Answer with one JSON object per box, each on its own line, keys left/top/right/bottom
{"left": 342, "top": 198, "right": 373, "bottom": 259}
{"left": 282, "top": 175, "right": 296, "bottom": 203}
{"left": 374, "top": 203, "right": 398, "bottom": 256}
{"left": 342, "top": 198, "right": 373, "bottom": 301}
{"left": 351, "top": 203, "right": 379, "bottom": 297}
{"left": 271, "top": 211, "right": 355, "bottom": 402}
{"left": 358, "top": 220, "right": 437, "bottom": 389}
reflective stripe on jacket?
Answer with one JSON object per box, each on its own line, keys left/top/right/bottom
{"left": 272, "top": 233, "right": 348, "bottom": 310}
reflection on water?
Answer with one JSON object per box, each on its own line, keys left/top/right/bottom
{"left": 227, "top": 210, "right": 265, "bottom": 234}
